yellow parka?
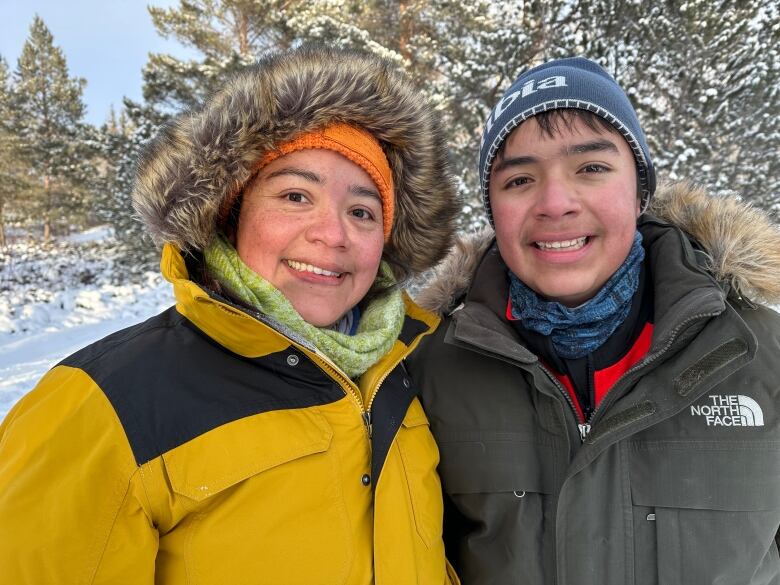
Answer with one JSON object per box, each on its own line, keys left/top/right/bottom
{"left": 0, "top": 245, "right": 457, "bottom": 584}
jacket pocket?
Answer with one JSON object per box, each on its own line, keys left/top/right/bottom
{"left": 436, "top": 431, "right": 556, "bottom": 495}
{"left": 630, "top": 441, "right": 780, "bottom": 585}
{"left": 162, "top": 407, "right": 351, "bottom": 585}
{"left": 435, "top": 433, "right": 556, "bottom": 585}
{"left": 396, "top": 397, "right": 444, "bottom": 549}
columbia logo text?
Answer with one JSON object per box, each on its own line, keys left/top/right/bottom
{"left": 690, "top": 395, "right": 764, "bottom": 427}
{"left": 483, "top": 75, "right": 568, "bottom": 139}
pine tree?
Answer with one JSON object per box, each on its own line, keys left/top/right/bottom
{"left": 0, "top": 56, "right": 31, "bottom": 247}
{"left": 10, "top": 15, "right": 91, "bottom": 241}
{"left": 143, "top": 0, "right": 300, "bottom": 112}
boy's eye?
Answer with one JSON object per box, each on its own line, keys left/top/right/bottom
{"left": 505, "top": 176, "right": 530, "bottom": 188}
{"left": 581, "top": 163, "right": 609, "bottom": 173}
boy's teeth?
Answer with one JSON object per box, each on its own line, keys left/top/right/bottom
{"left": 536, "top": 237, "right": 587, "bottom": 250}
{"left": 286, "top": 260, "right": 341, "bottom": 277}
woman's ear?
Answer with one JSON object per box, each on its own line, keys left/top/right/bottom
{"left": 222, "top": 195, "right": 242, "bottom": 245}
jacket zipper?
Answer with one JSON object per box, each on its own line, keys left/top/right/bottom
{"left": 582, "top": 310, "right": 720, "bottom": 440}
{"left": 536, "top": 362, "right": 585, "bottom": 439}
{"left": 202, "top": 290, "right": 376, "bottom": 439}
{"left": 309, "top": 352, "right": 373, "bottom": 440}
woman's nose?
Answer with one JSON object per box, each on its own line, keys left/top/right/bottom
{"left": 305, "top": 204, "right": 348, "bottom": 247}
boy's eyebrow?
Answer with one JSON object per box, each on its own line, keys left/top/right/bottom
{"left": 493, "top": 155, "right": 538, "bottom": 174}
{"left": 564, "top": 139, "right": 620, "bottom": 156}
{"left": 493, "top": 139, "right": 621, "bottom": 174}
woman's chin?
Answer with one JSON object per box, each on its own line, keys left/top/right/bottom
{"left": 297, "top": 306, "right": 350, "bottom": 328}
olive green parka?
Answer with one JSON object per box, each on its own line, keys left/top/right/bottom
{"left": 409, "top": 183, "right": 780, "bottom": 585}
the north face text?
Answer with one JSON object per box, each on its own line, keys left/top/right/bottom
{"left": 690, "top": 395, "right": 764, "bottom": 427}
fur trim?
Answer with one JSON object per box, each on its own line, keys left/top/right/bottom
{"left": 417, "top": 181, "right": 780, "bottom": 314}
{"left": 648, "top": 181, "right": 780, "bottom": 306}
{"left": 414, "top": 226, "right": 494, "bottom": 314}
{"left": 132, "top": 45, "right": 458, "bottom": 278}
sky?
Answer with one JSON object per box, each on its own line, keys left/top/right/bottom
{"left": 1, "top": 0, "right": 194, "bottom": 126}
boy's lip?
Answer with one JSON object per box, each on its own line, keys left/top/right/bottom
{"left": 533, "top": 236, "right": 589, "bottom": 251}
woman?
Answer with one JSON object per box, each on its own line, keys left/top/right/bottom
{"left": 0, "top": 45, "right": 458, "bottom": 584}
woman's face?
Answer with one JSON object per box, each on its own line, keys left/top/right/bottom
{"left": 235, "top": 149, "right": 386, "bottom": 327}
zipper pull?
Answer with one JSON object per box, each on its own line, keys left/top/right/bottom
{"left": 578, "top": 423, "right": 591, "bottom": 441}
{"left": 363, "top": 411, "right": 373, "bottom": 439}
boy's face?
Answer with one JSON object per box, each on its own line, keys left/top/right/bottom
{"left": 489, "top": 115, "right": 640, "bottom": 307}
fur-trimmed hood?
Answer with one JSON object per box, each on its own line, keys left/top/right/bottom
{"left": 132, "top": 45, "right": 458, "bottom": 278}
{"left": 416, "top": 181, "right": 780, "bottom": 314}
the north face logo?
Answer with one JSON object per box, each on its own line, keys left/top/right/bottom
{"left": 690, "top": 395, "right": 764, "bottom": 427}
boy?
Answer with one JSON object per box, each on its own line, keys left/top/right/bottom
{"left": 410, "top": 57, "right": 780, "bottom": 585}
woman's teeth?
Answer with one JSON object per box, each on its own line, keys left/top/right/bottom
{"left": 536, "top": 237, "right": 587, "bottom": 251}
{"left": 286, "top": 260, "right": 342, "bottom": 277}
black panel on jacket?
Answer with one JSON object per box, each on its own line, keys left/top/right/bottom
{"left": 398, "top": 315, "right": 429, "bottom": 346}
{"left": 370, "top": 363, "right": 418, "bottom": 489}
{"left": 61, "top": 307, "right": 346, "bottom": 465}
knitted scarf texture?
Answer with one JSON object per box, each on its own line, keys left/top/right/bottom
{"left": 509, "top": 231, "right": 645, "bottom": 359}
{"left": 204, "top": 234, "right": 405, "bottom": 378}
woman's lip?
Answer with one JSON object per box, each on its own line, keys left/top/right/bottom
{"left": 283, "top": 260, "right": 346, "bottom": 284}
{"left": 284, "top": 258, "right": 346, "bottom": 276}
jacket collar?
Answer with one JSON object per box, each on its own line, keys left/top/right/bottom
{"left": 442, "top": 216, "right": 731, "bottom": 367}
{"left": 160, "top": 243, "right": 439, "bottom": 362}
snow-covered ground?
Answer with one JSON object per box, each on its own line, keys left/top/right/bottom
{"left": 0, "top": 228, "right": 173, "bottom": 420}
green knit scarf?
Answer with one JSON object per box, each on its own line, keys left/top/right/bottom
{"left": 203, "top": 234, "right": 405, "bottom": 378}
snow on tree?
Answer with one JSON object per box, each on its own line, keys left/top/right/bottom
{"left": 92, "top": 103, "right": 156, "bottom": 271}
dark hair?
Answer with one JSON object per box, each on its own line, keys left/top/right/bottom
{"left": 495, "top": 109, "right": 617, "bottom": 161}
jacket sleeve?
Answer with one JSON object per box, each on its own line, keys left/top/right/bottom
{"left": 0, "top": 365, "right": 158, "bottom": 584}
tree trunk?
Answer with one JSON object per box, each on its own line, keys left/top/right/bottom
{"left": 0, "top": 202, "right": 5, "bottom": 248}
{"left": 43, "top": 174, "right": 51, "bottom": 242}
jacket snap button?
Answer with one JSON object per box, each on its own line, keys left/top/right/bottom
{"left": 402, "top": 378, "right": 411, "bottom": 389}
{"left": 361, "top": 474, "right": 371, "bottom": 486}
{"left": 286, "top": 354, "right": 299, "bottom": 366}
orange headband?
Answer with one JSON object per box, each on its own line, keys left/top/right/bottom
{"left": 257, "top": 123, "right": 395, "bottom": 240}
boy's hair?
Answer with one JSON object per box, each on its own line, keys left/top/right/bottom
{"left": 494, "top": 109, "right": 617, "bottom": 160}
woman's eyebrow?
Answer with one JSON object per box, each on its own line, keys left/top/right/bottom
{"left": 264, "top": 167, "right": 321, "bottom": 182}
{"left": 349, "top": 185, "right": 381, "bottom": 200}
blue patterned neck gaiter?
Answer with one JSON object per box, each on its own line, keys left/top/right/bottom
{"left": 509, "top": 231, "right": 645, "bottom": 359}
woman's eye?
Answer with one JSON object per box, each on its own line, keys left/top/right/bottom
{"left": 351, "top": 208, "right": 375, "bottom": 221}
{"left": 285, "top": 191, "right": 307, "bottom": 203}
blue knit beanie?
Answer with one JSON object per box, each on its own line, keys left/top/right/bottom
{"left": 479, "top": 57, "right": 656, "bottom": 225}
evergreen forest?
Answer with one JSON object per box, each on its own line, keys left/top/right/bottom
{"left": 1, "top": 0, "right": 778, "bottom": 269}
